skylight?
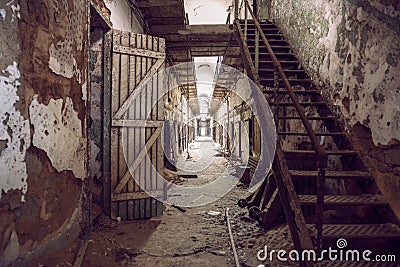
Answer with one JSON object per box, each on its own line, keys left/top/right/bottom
{"left": 184, "top": 0, "right": 232, "bottom": 24}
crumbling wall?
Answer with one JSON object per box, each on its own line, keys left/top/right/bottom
{"left": 89, "top": 27, "right": 104, "bottom": 182}
{"left": 269, "top": 0, "right": 400, "bottom": 218}
{"left": 0, "top": 0, "right": 87, "bottom": 265}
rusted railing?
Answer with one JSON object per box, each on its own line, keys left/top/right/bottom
{"left": 239, "top": 0, "right": 328, "bottom": 251}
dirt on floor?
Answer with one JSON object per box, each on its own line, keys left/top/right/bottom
{"left": 27, "top": 190, "right": 295, "bottom": 267}
{"left": 27, "top": 140, "right": 295, "bottom": 267}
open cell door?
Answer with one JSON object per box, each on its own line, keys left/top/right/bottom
{"left": 103, "top": 30, "right": 165, "bottom": 220}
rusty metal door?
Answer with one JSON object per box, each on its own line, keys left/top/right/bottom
{"left": 103, "top": 30, "right": 165, "bottom": 220}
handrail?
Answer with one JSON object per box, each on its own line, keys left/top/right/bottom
{"left": 242, "top": 0, "right": 327, "bottom": 251}
{"left": 234, "top": 20, "right": 315, "bottom": 257}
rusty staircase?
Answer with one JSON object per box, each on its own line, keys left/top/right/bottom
{"left": 232, "top": 1, "right": 400, "bottom": 264}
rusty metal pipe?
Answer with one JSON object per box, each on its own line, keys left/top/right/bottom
{"left": 226, "top": 208, "right": 240, "bottom": 267}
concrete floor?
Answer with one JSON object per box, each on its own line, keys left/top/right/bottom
{"left": 27, "top": 138, "right": 295, "bottom": 267}
{"left": 164, "top": 137, "right": 239, "bottom": 207}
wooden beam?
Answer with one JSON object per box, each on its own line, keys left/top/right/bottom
{"left": 102, "top": 30, "right": 112, "bottom": 217}
{"left": 137, "top": 0, "right": 182, "bottom": 8}
{"left": 152, "top": 24, "right": 233, "bottom": 36}
{"left": 112, "top": 120, "right": 164, "bottom": 128}
{"left": 113, "top": 45, "right": 165, "bottom": 59}
{"left": 73, "top": 239, "right": 89, "bottom": 267}
{"left": 114, "top": 127, "right": 162, "bottom": 193}
{"left": 113, "top": 58, "right": 164, "bottom": 120}
{"left": 112, "top": 190, "right": 164, "bottom": 201}
{"left": 167, "top": 41, "right": 233, "bottom": 49}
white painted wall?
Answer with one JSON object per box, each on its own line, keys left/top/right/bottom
{"left": 185, "top": 0, "right": 232, "bottom": 24}
{"left": 104, "top": 0, "right": 144, "bottom": 32}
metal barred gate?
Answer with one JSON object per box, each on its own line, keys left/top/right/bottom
{"left": 103, "top": 30, "right": 165, "bottom": 220}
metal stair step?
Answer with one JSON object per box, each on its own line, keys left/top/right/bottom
{"left": 289, "top": 170, "right": 372, "bottom": 179}
{"left": 240, "top": 22, "right": 276, "bottom": 27}
{"left": 239, "top": 19, "right": 276, "bottom": 27}
{"left": 244, "top": 30, "right": 280, "bottom": 34}
{"left": 268, "top": 101, "right": 326, "bottom": 107}
{"left": 261, "top": 78, "right": 313, "bottom": 87}
{"left": 307, "top": 223, "right": 400, "bottom": 239}
{"left": 225, "top": 53, "right": 296, "bottom": 59}
{"left": 261, "top": 77, "right": 312, "bottom": 81}
{"left": 249, "top": 45, "right": 291, "bottom": 50}
{"left": 258, "top": 59, "right": 299, "bottom": 64}
{"left": 284, "top": 149, "right": 356, "bottom": 155}
{"left": 247, "top": 39, "right": 287, "bottom": 45}
{"left": 259, "top": 67, "right": 303, "bottom": 72}
{"left": 278, "top": 131, "right": 346, "bottom": 136}
{"left": 278, "top": 116, "right": 335, "bottom": 120}
{"left": 263, "top": 89, "right": 320, "bottom": 95}
{"left": 320, "top": 261, "right": 398, "bottom": 267}
{"left": 299, "top": 195, "right": 388, "bottom": 206}
{"left": 245, "top": 33, "right": 284, "bottom": 39}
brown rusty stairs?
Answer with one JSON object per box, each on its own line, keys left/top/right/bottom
{"left": 232, "top": 1, "right": 400, "bottom": 265}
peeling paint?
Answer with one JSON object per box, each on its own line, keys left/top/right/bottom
{"left": 0, "top": 62, "right": 30, "bottom": 199}
{"left": 48, "top": 0, "right": 84, "bottom": 82}
{"left": 0, "top": 8, "right": 6, "bottom": 20}
{"left": 81, "top": 81, "right": 87, "bottom": 101}
{"left": 271, "top": 0, "right": 400, "bottom": 145}
{"left": 10, "top": 4, "right": 20, "bottom": 20}
{"left": 29, "top": 95, "right": 86, "bottom": 179}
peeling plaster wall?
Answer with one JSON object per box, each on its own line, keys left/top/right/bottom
{"left": 270, "top": 0, "right": 400, "bottom": 146}
{"left": 29, "top": 96, "right": 86, "bottom": 179}
{"left": 0, "top": 0, "right": 88, "bottom": 265}
{"left": 48, "top": 0, "right": 84, "bottom": 82}
{"left": 269, "top": 0, "right": 400, "bottom": 218}
{"left": 89, "top": 27, "right": 104, "bottom": 181}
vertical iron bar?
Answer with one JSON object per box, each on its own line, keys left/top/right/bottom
{"left": 255, "top": 29, "right": 259, "bottom": 73}
{"left": 103, "top": 31, "right": 113, "bottom": 217}
{"left": 234, "top": 0, "right": 239, "bottom": 19}
{"left": 316, "top": 168, "right": 326, "bottom": 251}
{"left": 84, "top": 0, "right": 92, "bottom": 233}
{"left": 253, "top": 0, "right": 258, "bottom": 19}
{"left": 226, "top": 97, "right": 230, "bottom": 155}
{"left": 244, "top": 5, "right": 248, "bottom": 41}
{"left": 273, "top": 68, "right": 279, "bottom": 124}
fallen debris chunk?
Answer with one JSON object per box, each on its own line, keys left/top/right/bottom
{"left": 171, "top": 205, "right": 186, "bottom": 212}
{"left": 209, "top": 250, "right": 226, "bottom": 256}
{"left": 73, "top": 239, "right": 89, "bottom": 267}
{"left": 226, "top": 208, "right": 240, "bottom": 267}
{"left": 207, "top": 210, "right": 221, "bottom": 216}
